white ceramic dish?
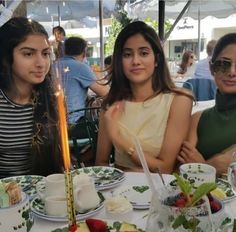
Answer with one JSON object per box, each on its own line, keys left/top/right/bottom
{"left": 30, "top": 192, "right": 105, "bottom": 222}
{"left": 72, "top": 166, "right": 125, "bottom": 190}
{"left": 51, "top": 220, "right": 144, "bottom": 232}
{"left": 0, "top": 192, "right": 34, "bottom": 232}
{"left": 113, "top": 185, "right": 151, "bottom": 209}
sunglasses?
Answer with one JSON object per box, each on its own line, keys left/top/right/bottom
{"left": 211, "top": 59, "right": 236, "bottom": 74}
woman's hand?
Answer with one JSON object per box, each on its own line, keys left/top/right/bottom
{"left": 207, "top": 145, "right": 236, "bottom": 174}
{"left": 103, "top": 101, "right": 125, "bottom": 141}
{"left": 177, "top": 141, "right": 206, "bottom": 164}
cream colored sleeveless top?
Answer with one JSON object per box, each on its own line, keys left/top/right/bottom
{"left": 115, "top": 93, "right": 174, "bottom": 170}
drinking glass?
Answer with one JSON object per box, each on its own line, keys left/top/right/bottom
{"left": 146, "top": 186, "right": 213, "bottom": 232}
{"left": 227, "top": 152, "right": 236, "bottom": 194}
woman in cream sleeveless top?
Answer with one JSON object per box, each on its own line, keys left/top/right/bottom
{"left": 115, "top": 93, "right": 174, "bottom": 170}
{"left": 95, "top": 21, "right": 193, "bottom": 173}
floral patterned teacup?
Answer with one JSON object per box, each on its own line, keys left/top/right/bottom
{"left": 0, "top": 192, "right": 34, "bottom": 232}
{"left": 180, "top": 163, "right": 216, "bottom": 188}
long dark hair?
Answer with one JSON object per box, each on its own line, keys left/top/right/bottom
{"left": 211, "top": 33, "right": 236, "bottom": 63}
{"left": 103, "top": 21, "right": 192, "bottom": 108}
{"left": 0, "top": 17, "right": 62, "bottom": 175}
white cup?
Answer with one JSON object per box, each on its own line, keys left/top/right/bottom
{"left": 0, "top": 192, "right": 34, "bottom": 232}
{"left": 73, "top": 174, "right": 100, "bottom": 212}
{"left": 44, "top": 195, "right": 67, "bottom": 217}
{"left": 36, "top": 173, "right": 66, "bottom": 201}
{"left": 180, "top": 163, "right": 216, "bottom": 188}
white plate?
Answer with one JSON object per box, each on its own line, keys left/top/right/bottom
{"left": 72, "top": 166, "right": 125, "bottom": 190}
{"left": 30, "top": 192, "right": 105, "bottom": 222}
{"left": 51, "top": 220, "right": 144, "bottom": 232}
{"left": 113, "top": 185, "right": 151, "bottom": 209}
{"left": 0, "top": 175, "right": 45, "bottom": 200}
{"left": 216, "top": 178, "right": 236, "bottom": 202}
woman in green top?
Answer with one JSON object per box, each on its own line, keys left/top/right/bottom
{"left": 178, "top": 33, "right": 236, "bottom": 174}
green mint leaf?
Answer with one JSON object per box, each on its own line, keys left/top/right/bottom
{"left": 188, "top": 182, "right": 217, "bottom": 207}
{"left": 173, "top": 173, "right": 192, "bottom": 196}
{"left": 172, "top": 214, "right": 188, "bottom": 229}
{"left": 233, "top": 219, "right": 236, "bottom": 232}
{"left": 220, "top": 217, "right": 231, "bottom": 227}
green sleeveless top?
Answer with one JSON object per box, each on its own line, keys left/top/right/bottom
{"left": 197, "top": 90, "right": 236, "bottom": 160}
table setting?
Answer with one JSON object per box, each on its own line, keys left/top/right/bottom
{"left": 1, "top": 168, "right": 236, "bottom": 231}
{"left": 1, "top": 83, "right": 236, "bottom": 232}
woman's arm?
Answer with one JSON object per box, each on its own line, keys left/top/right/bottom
{"left": 177, "top": 111, "right": 236, "bottom": 174}
{"left": 101, "top": 96, "right": 192, "bottom": 174}
{"left": 150, "top": 94, "right": 192, "bottom": 173}
{"left": 95, "top": 111, "right": 113, "bottom": 166}
{"left": 177, "top": 111, "right": 206, "bottom": 164}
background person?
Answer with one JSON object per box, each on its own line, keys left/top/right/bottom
{"left": 53, "top": 37, "right": 109, "bottom": 137}
{"left": 178, "top": 33, "right": 236, "bottom": 175}
{"left": 193, "top": 40, "right": 217, "bottom": 80}
{"left": 176, "top": 50, "right": 196, "bottom": 78}
{"left": 0, "top": 17, "right": 63, "bottom": 178}
{"left": 95, "top": 21, "right": 193, "bottom": 173}
{"left": 52, "top": 25, "right": 66, "bottom": 59}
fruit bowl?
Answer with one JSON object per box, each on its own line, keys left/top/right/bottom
{"left": 146, "top": 173, "right": 224, "bottom": 232}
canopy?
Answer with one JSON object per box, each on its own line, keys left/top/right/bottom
{"left": 129, "top": 0, "right": 236, "bottom": 20}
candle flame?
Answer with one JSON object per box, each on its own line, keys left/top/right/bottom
{"left": 57, "top": 87, "right": 71, "bottom": 170}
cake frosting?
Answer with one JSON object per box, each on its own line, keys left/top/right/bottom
{"left": 105, "top": 196, "right": 133, "bottom": 213}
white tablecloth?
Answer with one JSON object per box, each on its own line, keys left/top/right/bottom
{"left": 192, "top": 100, "right": 215, "bottom": 114}
{"left": 31, "top": 172, "right": 236, "bottom": 232}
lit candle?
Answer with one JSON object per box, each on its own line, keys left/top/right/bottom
{"left": 56, "top": 85, "right": 77, "bottom": 232}
{"left": 56, "top": 87, "right": 71, "bottom": 170}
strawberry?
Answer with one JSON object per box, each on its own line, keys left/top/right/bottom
{"left": 86, "top": 218, "right": 107, "bottom": 232}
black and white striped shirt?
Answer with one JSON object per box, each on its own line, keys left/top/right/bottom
{"left": 0, "top": 89, "right": 33, "bottom": 178}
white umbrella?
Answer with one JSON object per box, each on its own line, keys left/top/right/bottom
{"left": 129, "top": 0, "right": 236, "bottom": 20}
{"left": 129, "top": 0, "right": 236, "bottom": 57}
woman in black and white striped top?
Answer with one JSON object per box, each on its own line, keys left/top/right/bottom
{"left": 0, "top": 17, "right": 63, "bottom": 178}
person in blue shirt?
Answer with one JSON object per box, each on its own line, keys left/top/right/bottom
{"left": 54, "top": 37, "right": 109, "bottom": 137}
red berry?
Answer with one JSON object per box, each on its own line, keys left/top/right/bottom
{"left": 210, "top": 200, "right": 221, "bottom": 213}
{"left": 207, "top": 193, "right": 214, "bottom": 202}
{"left": 86, "top": 218, "right": 107, "bottom": 232}
{"left": 175, "top": 198, "right": 186, "bottom": 208}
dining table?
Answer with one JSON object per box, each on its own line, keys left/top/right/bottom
{"left": 31, "top": 172, "right": 236, "bottom": 232}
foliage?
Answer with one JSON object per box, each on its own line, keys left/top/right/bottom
{"left": 105, "top": 11, "right": 173, "bottom": 56}
{"left": 105, "top": 10, "right": 132, "bottom": 56}
{"left": 144, "top": 17, "right": 172, "bottom": 33}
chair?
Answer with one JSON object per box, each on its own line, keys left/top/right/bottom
{"left": 175, "top": 80, "right": 193, "bottom": 90}
{"left": 68, "top": 106, "right": 101, "bottom": 166}
{"left": 183, "top": 78, "right": 217, "bottom": 101}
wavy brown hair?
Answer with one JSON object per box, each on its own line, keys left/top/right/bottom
{"left": 103, "top": 21, "right": 193, "bottom": 109}
{"left": 0, "top": 17, "right": 62, "bottom": 176}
